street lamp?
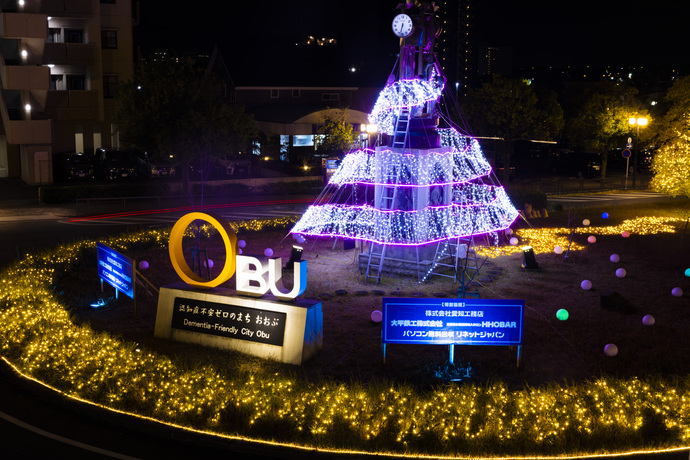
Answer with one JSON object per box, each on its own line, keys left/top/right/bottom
{"left": 628, "top": 117, "right": 648, "bottom": 188}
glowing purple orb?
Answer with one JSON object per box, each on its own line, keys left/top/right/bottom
{"left": 615, "top": 268, "right": 626, "bottom": 278}
{"left": 672, "top": 287, "right": 683, "bottom": 297}
{"left": 610, "top": 254, "right": 620, "bottom": 263}
{"left": 642, "top": 315, "right": 655, "bottom": 326}
{"left": 581, "top": 280, "right": 592, "bottom": 290}
{"left": 604, "top": 343, "right": 618, "bottom": 357}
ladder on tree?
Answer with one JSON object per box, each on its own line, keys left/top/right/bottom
{"left": 365, "top": 178, "right": 398, "bottom": 284}
{"left": 392, "top": 106, "right": 411, "bottom": 150}
{"left": 365, "top": 107, "right": 412, "bottom": 284}
{"left": 427, "top": 236, "right": 479, "bottom": 282}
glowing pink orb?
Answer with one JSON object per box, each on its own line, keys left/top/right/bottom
{"left": 554, "top": 245, "right": 563, "bottom": 254}
{"left": 371, "top": 310, "right": 382, "bottom": 323}
{"left": 587, "top": 235, "right": 596, "bottom": 244}
{"left": 509, "top": 237, "right": 518, "bottom": 245}
{"left": 621, "top": 231, "right": 630, "bottom": 238}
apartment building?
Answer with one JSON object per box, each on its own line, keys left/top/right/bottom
{"left": 0, "top": 0, "right": 134, "bottom": 184}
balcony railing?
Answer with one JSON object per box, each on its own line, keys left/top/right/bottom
{"left": 43, "top": 42, "right": 96, "bottom": 64}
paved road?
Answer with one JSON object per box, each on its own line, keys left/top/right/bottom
{"left": 547, "top": 191, "right": 682, "bottom": 208}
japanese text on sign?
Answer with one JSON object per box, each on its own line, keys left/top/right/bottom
{"left": 383, "top": 298, "right": 524, "bottom": 346}
{"left": 171, "top": 297, "right": 286, "bottom": 346}
{"left": 97, "top": 243, "right": 135, "bottom": 299}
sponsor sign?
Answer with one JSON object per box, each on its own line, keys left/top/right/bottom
{"left": 171, "top": 296, "right": 286, "bottom": 346}
{"left": 97, "top": 243, "right": 135, "bottom": 298}
{"left": 383, "top": 297, "right": 524, "bottom": 346}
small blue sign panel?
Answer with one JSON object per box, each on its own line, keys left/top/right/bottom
{"left": 97, "top": 243, "right": 135, "bottom": 299}
{"left": 382, "top": 298, "right": 524, "bottom": 346}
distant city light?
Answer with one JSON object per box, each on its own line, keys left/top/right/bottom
{"left": 24, "top": 104, "right": 31, "bottom": 112}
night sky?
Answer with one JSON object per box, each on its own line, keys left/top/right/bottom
{"left": 138, "top": 1, "right": 690, "bottom": 70}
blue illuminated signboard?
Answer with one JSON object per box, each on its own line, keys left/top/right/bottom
{"left": 382, "top": 297, "right": 524, "bottom": 346}
{"left": 97, "top": 243, "right": 135, "bottom": 299}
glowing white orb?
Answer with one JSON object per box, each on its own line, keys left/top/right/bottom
{"left": 642, "top": 315, "right": 655, "bottom": 326}
{"left": 238, "top": 240, "right": 246, "bottom": 248}
{"left": 582, "top": 219, "right": 590, "bottom": 226}
{"left": 138, "top": 260, "right": 149, "bottom": 270}
{"left": 264, "top": 248, "right": 273, "bottom": 258}
{"left": 615, "top": 268, "right": 626, "bottom": 278}
{"left": 587, "top": 235, "right": 596, "bottom": 244}
{"left": 554, "top": 245, "right": 563, "bottom": 254}
{"left": 672, "top": 287, "right": 683, "bottom": 297}
{"left": 371, "top": 310, "right": 382, "bottom": 323}
{"left": 610, "top": 254, "right": 620, "bottom": 263}
{"left": 509, "top": 237, "right": 518, "bottom": 245}
{"left": 621, "top": 231, "right": 630, "bottom": 238}
{"left": 581, "top": 280, "right": 592, "bottom": 290}
{"left": 604, "top": 343, "right": 618, "bottom": 357}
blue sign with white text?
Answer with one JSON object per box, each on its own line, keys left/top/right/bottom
{"left": 382, "top": 298, "right": 524, "bottom": 346}
{"left": 97, "top": 243, "right": 135, "bottom": 299}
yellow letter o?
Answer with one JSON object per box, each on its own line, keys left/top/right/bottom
{"left": 169, "top": 212, "right": 237, "bottom": 289}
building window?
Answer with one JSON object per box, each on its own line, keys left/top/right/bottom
{"left": 48, "top": 28, "right": 62, "bottom": 43}
{"left": 292, "top": 89, "right": 301, "bottom": 98}
{"left": 270, "top": 89, "right": 279, "bottom": 98}
{"left": 65, "top": 28, "right": 84, "bottom": 44}
{"left": 322, "top": 92, "right": 340, "bottom": 101}
{"left": 50, "top": 74, "right": 64, "bottom": 90}
{"left": 67, "top": 75, "right": 86, "bottom": 90}
{"left": 103, "top": 75, "right": 118, "bottom": 98}
{"left": 101, "top": 30, "right": 118, "bottom": 49}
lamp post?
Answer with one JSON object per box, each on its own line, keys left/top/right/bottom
{"left": 628, "top": 117, "right": 648, "bottom": 189}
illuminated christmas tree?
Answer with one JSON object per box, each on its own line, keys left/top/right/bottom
{"left": 291, "top": 2, "right": 519, "bottom": 282}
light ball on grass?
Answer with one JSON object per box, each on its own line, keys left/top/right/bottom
{"left": 602, "top": 212, "right": 609, "bottom": 219}
{"left": 509, "top": 237, "right": 518, "bottom": 245}
{"left": 554, "top": 245, "right": 563, "bottom": 254}
{"left": 672, "top": 287, "right": 684, "bottom": 297}
{"left": 616, "top": 268, "right": 627, "bottom": 278}
{"left": 582, "top": 219, "right": 590, "bottom": 226}
{"left": 604, "top": 344, "right": 618, "bottom": 357}
{"left": 556, "top": 309, "right": 569, "bottom": 321}
{"left": 587, "top": 235, "right": 597, "bottom": 244}
{"left": 264, "top": 248, "right": 273, "bottom": 258}
{"left": 581, "top": 280, "right": 592, "bottom": 290}
{"left": 610, "top": 254, "right": 620, "bottom": 263}
{"left": 371, "top": 310, "right": 382, "bottom": 323}
{"left": 138, "top": 260, "right": 149, "bottom": 270}
{"left": 238, "top": 240, "right": 246, "bottom": 248}
{"left": 621, "top": 231, "right": 630, "bottom": 238}
{"left": 642, "top": 315, "right": 655, "bottom": 326}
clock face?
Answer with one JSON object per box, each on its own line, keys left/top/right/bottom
{"left": 392, "top": 14, "right": 413, "bottom": 38}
